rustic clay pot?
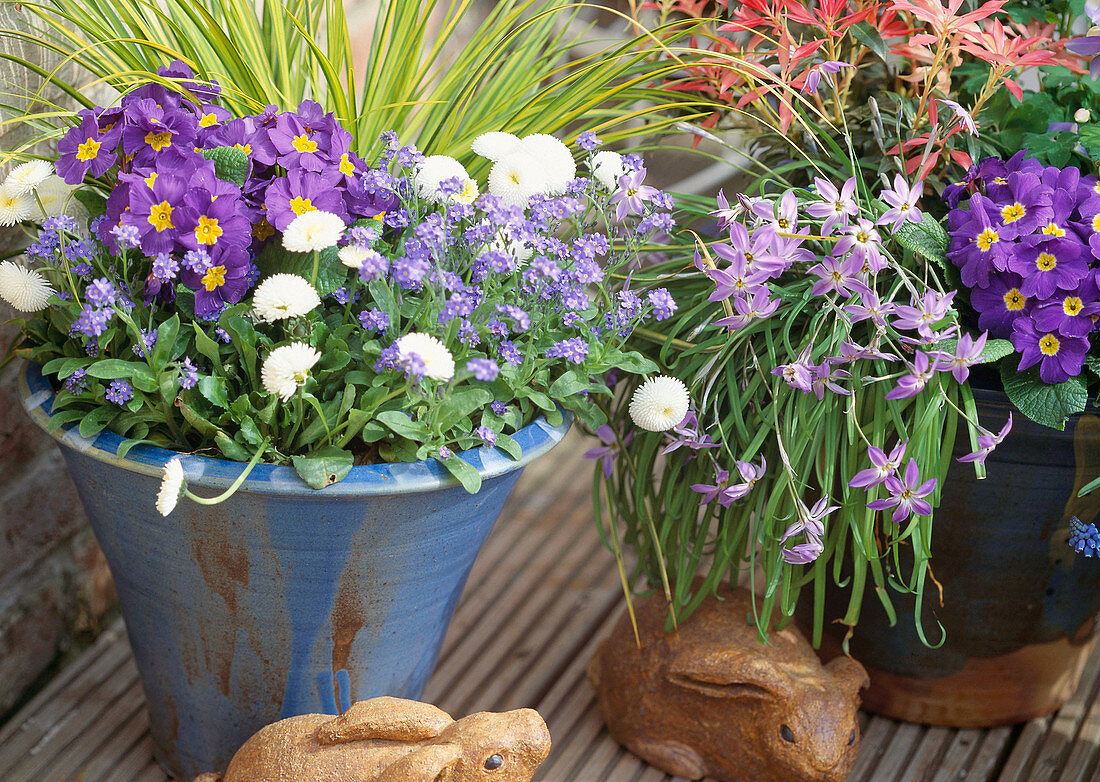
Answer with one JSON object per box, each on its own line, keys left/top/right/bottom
{"left": 19, "top": 362, "right": 571, "bottom": 779}
{"left": 589, "top": 584, "right": 868, "bottom": 782}
{"left": 820, "top": 382, "right": 1100, "bottom": 727}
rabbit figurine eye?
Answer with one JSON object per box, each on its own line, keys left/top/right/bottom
{"left": 779, "top": 724, "right": 795, "bottom": 743}
{"left": 848, "top": 729, "right": 857, "bottom": 746}
{"left": 485, "top": 753, "right": 504, "bottom": 770}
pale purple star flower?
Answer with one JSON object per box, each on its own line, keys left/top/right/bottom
{"left": 723, "top": 456, "right": 767, "bottom": 503}
{"left": 714, "top": 286, "right": 780, "bottom": 330}
{"left": 848, "top": 440, "right": 907, "bottom": 489}
{"left": 781, "top": 496, "right": 839, "bottom": 543}
{"left": 957, "top": 414, "right": 1013, "bottom": 467}
{"left": 780, "top": 537, "right": 825, "bottom": 565}
{"left": 802, "top": 61, "right": 853, "bottom": 94}
{"left": 867, "top": 458, "right": 937, "bottom": 524}
{"left": 808, "top": 253, "right": 872, "bottom": 298}
{"left": 892, "top": 290, "right": 956, "bottom": 337}
{"left": 845, "top": 291, "right": 896, "bottom": 328}
{"left": 751, "top": 190, "right": 800, "bottom": 236}
{"left": 834, "top": 218, "right": 885, "bottom": 272}
{"left": 691, "top": 467, "right": 732, "bottom": 507}
{"left": 710, "top": 189, "right": 742, "bottom": 231}
{"left": 585, "top": 425, "right": 635, "bottom": 479}
{"left": 825, "top": 341, "right": 899, "bottom": 365}
{"left": 885, "top": 351, "right": 935, "bottom": 400}
{"left": 810, "top": 364, "right": 852, "bottom": 400}
{"left": 772, "top": 351, "right": 815, "bottom": 393}
{"left": 933, "top": 331, "right": 988, "bottom": 383}
{"left": 610, "top": 167, "right": 660, "bottom": 221}
{"left": 661, "top": 412, "right": 720, "bottom": 456}
{"left": 806, "top": 176, "right": 858, "bottom": 235}
{"left": 937, "top": 99, "right": 978, "bottom": 136}
{"left": 877, "top": 174, "right": 924, "bottom": 231}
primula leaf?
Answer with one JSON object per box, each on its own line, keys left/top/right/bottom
{"left": 439, "top": 454, "right": 482, "bottom": 494}
{"left": 292, "top": 446, "right": 354, "bottom": 489}
{"left": 1000, "top": 361, "right": 1087, "bottom": 431}
{"left": 200, "top": 146, "right": 249, "bottom": 188}
{"left": 936, "top": 337, "right": 1015, "bottom": 365}
{"left": 435, "top": 388, "right": 493, "bottom": 432}
{"left": 893, "top": 218, "right": 949, "bottom": 269}
{"left": 255, "top": 241, "right": 347, "bottom": 298}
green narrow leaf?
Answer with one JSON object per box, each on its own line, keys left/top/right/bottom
{"left": 152, "top": 313, "right": 180, "bottom": 369}
{"left": 215, "top": 431, "right": 252, "bottom": 461}
{"left": 1000, "top": 361, "right": 1087, "bottom": 430}
{"left": 495, "top": 432, "right": 522, "bottom": 460}
{"left": 292, "top": 445, "right": 354, "bottom": 489}
{"left": 439, "top": 454, "right": 482, "bottom": 494}
{"left": 192, "top": 323, "right": 222, "bottom": 366}
{"left": 893, "top": 218, "right": 949, "bottom": 269}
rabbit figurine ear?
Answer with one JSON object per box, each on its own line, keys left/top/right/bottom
{"left": 668, "top": 646, "right": 795, "bottom": 701}
{"left": 825, "top": 655, "right": 870, "bottom": 691}
{"left": 316, "top": 697, "right": 454, "bottom": 745}
{"left": 376, "top": 742, "right": 463, "bottom": 782}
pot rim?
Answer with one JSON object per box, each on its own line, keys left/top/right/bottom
{"left": 19, "top": 361, "right": 574, "bottom": 496}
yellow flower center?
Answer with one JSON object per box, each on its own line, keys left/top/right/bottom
{"left": 1036, "top": 252, "right": 1057, "bottom": 272}
{"left": 995, "top": 177, "right": 1007, "bottom": 185}
{"left": 200, "top": 265, "right": 226, "bottom": 291}
{"left": 147, "top": 201, "right": 174, "bottom": 232}
{"left": 1092, "top": 213, "right": 1100, "bottom": 233}
{"left": 234, "top": 142, "right": 252, "bottom": 155}
{"left": 777, "top": 218, "right": 789, "bottom": 229}
{"left": 856, "top": 231, "right": 869, "bottom": 243}
{"left": 1043, "top": 222, "right": 1066, "bottom": 237}
{"left": 339, "top": 153, "right": 355, "bottom": 176}
{"left": 976, "top": 228, "right": 999, "bottom": 251}
{"left": 1003, "top": 288, "right": 1026, "bottom": 311}
{"left": 252, "top": 218, "right": 275, "bottom": 241}
{"left": 144, "top": 130, "right": 173, "bottom": 152}
{"left": 76, "top": 137, "right": 101, "bottom": 162}
{"left": 144, "top": 171, "right": 158, "bottom": 188}
{"left": 1001, "top": 202, "right": 1026, "bottom": 223}
{"left": 199, "top": 112, "right": 219, "bottom": 128}
{"left": 1064, "top": 297, "right": 1084, "bottom": 316}
{"left": 289, "top": 196, "right": 315, "bottom": 216}
{"left": 1039, "top": 334, "right": 1061, "bottom": 356}
{"left": 194, "top": 215, "right": 223, "bottom": 245}
{"left": 292, "top": 134, "right": 318, "bottom": 154}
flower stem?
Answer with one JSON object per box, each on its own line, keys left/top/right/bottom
{"left": 184, "top": 438, "right": 270, "bottom": 505}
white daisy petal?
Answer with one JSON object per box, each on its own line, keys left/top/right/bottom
{"left": 0, "top": 184, "right": 35, "bottom": 226}
{"left": 282, "top": 210, "right": 345, "bottom": 253}
{"left": 395, "top": 332, "right": 455, "bottom": 381}
{"left": 471, "top": 131, "right": 522, "bottom": 162}
{"left": 628, "top": 376, "right": 690, "bottom": 432}
{"left": 252, "top": 273, "right": 321, "bottom": 322}
{"left": 518, "top": 134, "right": 576, "bottom": 195}
{"left": 414, "top": 155, "right": 477, "bottom": 204}
{"left": 31, "top": 176, "right": 76, "bottom": 219}
{"left": 5, "top": 160, "right": 53, "bottom": 196}
{"left": 155, "top": 457, "right": 185, "bottom": 517}
{"left": 488, "top": 152, "right": 551, "bottom": 208}
{"left": 261, "top": 342, "right": 322, "bottom": 401}
{"left": 591, "top": 151, "right": 625, "bottom": 191}
{"left": 0, "top": 261, "right": 53, "bottom": 312}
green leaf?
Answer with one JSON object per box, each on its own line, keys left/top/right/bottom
{"left": 367, "top": 278, "right": 397, "bottom": 320}
{"left": 192, "top": 323, "right": 222, "bottom": 366}
{"left": 1000, "top": 361, "right": 1087, "bottom": 431}
{"left": 439, "top": 454, "right": 482, "bottom": 494}
{"left": 178, "top": 400, "right": 220, "bottom": 438}
{"left": 152, "top": 314, "right": 181, "bottom": 369}
{"left": 78, "top": 406, "right": 116, "bottom": 439}
{"left": 893, "top": 218, "right": 949, "bottom": 269}
{"left": 292, "top": 446, "right": 354, "bottom": 489}
{"left": 435, "top": 388, "right": 493, "bottom": 431}
{"left": 73, "top": 188, "right": 108, "bottom": 220}
{"left": 85, "top": 359, "right": 155, "bottom": 383}
{"left": 495, "top": 432, "right": 522, "bottom": 460}
{"left": 610, "top": 351, "right": 660, "bottom": 375}
{"left": 200, "top": 146, "right": 249, "bottom": 187}
{"left": 255, "top": 241, "right": 346, "bottom": 297}
{"left": 199, "top": 375, "right": 230, "bottom": 409}
{"left": 215, "top": 431, "right": 251, "bottom": 461}
{"left": 549, "top": 370, "right": 590, "bottom": 398}
{"left": 377, "top": 410, "right": 431, "bottom": 441}
{"left": 848, "top": 21, "right": 888, "bottom": 63}
{"left": 937, "top": 337, "right": 1015, "bottom": 365}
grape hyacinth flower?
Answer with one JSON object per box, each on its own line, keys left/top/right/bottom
{"left": 1069, "top": 517, "right": 1100, "bottom": 557}
{"left": 867, "top": 458, "right": 937, "bottom": 524}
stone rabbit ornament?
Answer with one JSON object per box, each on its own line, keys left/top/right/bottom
{"left": 192, "top": 696, "right": 551, "bottom": 782}
{"left": 589, "top": 584, "right": 869, "bottom": 782}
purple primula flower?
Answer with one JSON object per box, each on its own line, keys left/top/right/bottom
{"left": 1008, "top": 235, "right": 1089, "bottom": 300}
{"left": 946, "top": 197, "right": 1009, "bottom": 289}
{"left": 466, "top": 358, "right": 500, "bottom": 382}
{"left": 806, "top": 176, "right": 858, "bottom": 235}
{"left": 970, "top": 272, "right": 1029, "bottom": 338}
{"left": 1067, "top": 36, "right": 1100, "bottom": 81}
{"left": 866, "top": 458, "right": 937, "bottom": 524}
{"left": 585, "top": 425, "right": 635, "bottom": 479}
{"left": 1011, "top": 318, "right": 1089, "bottom": 383}
{"left": 877, "top": 174, "right": 924, "bottom": 231}
{"left": 937, "top": 99, "right": 978, "bottom": 136}
{"left": 264, "top": 168, "right": 347, "bottom": 230}
{"left": 105, "top": 379, "right": 133, "bottom": 405}
{"left": 801, "top": 60, "right": 852, "bottom": 94}
{"left": 934, "top": 331, "right": 988, "bottom": 383}
{"left": 176, "top": 188, "right": 252, "bottom": 255}
{"left": 179, "top": 357, "right": 199, "bottom": 389}
{"left": 55, "top": 109, "right": 123, "bottom": 184}
{"left": 957, "top": 414, "right": 1013, "bottom": 467}
{"left": 714, "top": 286, "right": 780, "bottom": 330}
{"left": 849, "top": 440, "right": 908, "bottom": 489}
{"left": 120, "top": 171, "right": 189, "bottom": 255}
{"left": 1032, "top": 284, "right": 1100, "bottom": 338}
{"left": 985, "top": 173, "right": 1053, "bottom": 240}
{"left": 609, "top": 167, "right": 660, "bottom": 222}
{"left": 885, "top": 351, "right": 935, "bottom": 400}
{"left": 808, "top": 253, "right": 871, "bottom": 298}
{"left": 179, "top": 245, "right": 252, "bottom": 318}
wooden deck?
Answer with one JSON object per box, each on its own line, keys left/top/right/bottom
{"left": 2, "top": 431, "right": 1099, "bottom": 781}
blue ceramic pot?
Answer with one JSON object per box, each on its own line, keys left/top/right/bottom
{"left": 19, "top": 363, "right": 572, "bottom": 779}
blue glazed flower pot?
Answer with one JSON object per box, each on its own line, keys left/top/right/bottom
{"left": 19, "top": 363, "right": 572, "bottom": 779}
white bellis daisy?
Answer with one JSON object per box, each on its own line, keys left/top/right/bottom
{"left": 282, "top": 210, "right": 345, "bottom": 253}
{"left": 629, "top": 376, "right": 690, "bottom": 432}
{"left": 471, "top": 131, "right": 522, "bottom": 161}
{"left": 252, "top": 273, "right": 321, "bottom": 322}
{"left": 262, "top": 342, "right": 321, "bottom": 401}
{"left": 5, "top": 160, "right": 53, "bottom": 196}
{"left": 395, "top": 332, "right": 455, "bottom": 381}
{"left": 32, "top": 176, "right": 75, "bottom": 219}
{"left": 591, "top": 151, "right": 625, "bottom": 191}
{"left": 518, "top": 134, "right": 576, "bottom": 195}
{"left": 488, "top": 152, "right": 551, "bottom": 208}
{"left": 0, "top": 184, "right": 34, "bottom": 226}
{"left": 415, "top": 155, "right": 477, "bottom": 204}
{"left": 156, "top": 457, "right": 185, "bottom": 516}
{"left": 0, "top": 261, "right": 53, "bottom": 312}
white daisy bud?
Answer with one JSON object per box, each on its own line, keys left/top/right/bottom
{"left": 0, "top": 184, "right": 35, "bottom": 226}
{"left": 4, "top": 160, "right": 53, "bottom": 196}
{"left": 1076, "top": 108, "right": 1091, "bottom": 124}
{"left": 471, "top": 131, "right": 522, "bottom": 162}
{"left": 32, "top": 176, "right": 76, "bottom": 219}
{"left": 282, "top": 210, "right": 345, "bottom": 253}
{"left": 338, "top": 244, "right": 369, "bottom": 269}
{"left": 155, "top": 457, "right": 186, "bottom": 517}
{"left": 252, "top": 273, "right": 321, "bottom": 322}
{"left": 261, "top": 342, "right": 321, "bottom": 401}
{"left": 395, "top": 332, "right": 455, "bottom": 381}
{"left": 591, "top": 151, "right": 625, "bottom": 191}
{"left": 488, "top": 152, "right": 551, "bottom": 208}
{"left": 628, "top": 376, "right": 690, "bottom": 432}
{"left": 0, "top": 260, "right": 53, "bottom": 312}
{"left": 518, "top": 134, "right": 576, "bottom": 195}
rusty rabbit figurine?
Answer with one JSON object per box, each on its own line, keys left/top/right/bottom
{"left": 193, "top": 696, "right": 551, "bottom": 782}
{"left": 589, "top": 584, "right": 869, "bottom": 782}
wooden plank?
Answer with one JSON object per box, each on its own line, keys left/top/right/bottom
{"left": 36, "top": 682, "right": 144, "bottom": 782}
{"left": 1060, "top": 688, "right": 1100, "bottom": 780}
{"left": 997, "top": 717, "right": 1051, "bottom": 781}
{"left": 929, "top": 729, "right": 986, "bottom": 782}
{"left": 1024, "top": 640, "right": 1100, "bottom": 782}
{"left": 863, "top": 721, "right": 924, "bottom": 781}
{"left": 79, "top": 692, "right": 158, "bottom": 782}
{"left": 898, "top": 726, "right": 952, "bottom": 782}
{"left": 968, "top": 726, "right": 1016, "bottom": 780}
{"left": 846, "top": 716, "right": 897, "bottom": 780}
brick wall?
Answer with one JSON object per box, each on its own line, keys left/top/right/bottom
{"left": 0, "top": 5, "right": 116, "bottom": 721}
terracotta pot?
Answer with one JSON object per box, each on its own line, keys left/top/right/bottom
{"left": 821, "top": 383, "right": 1100, "bottom": 727}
